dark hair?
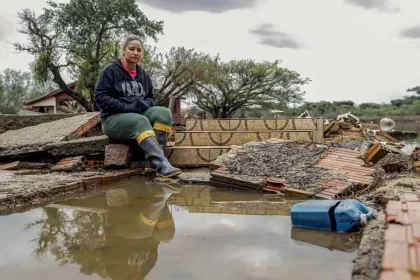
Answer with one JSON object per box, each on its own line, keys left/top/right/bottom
{"left": 121, "top": 35, "right": 143, "bottom": 56}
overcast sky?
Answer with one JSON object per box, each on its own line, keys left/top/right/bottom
{"left": 1, "top": 0, "right": 420, "bottom": 104}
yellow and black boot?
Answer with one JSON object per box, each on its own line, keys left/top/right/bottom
{"left": 138, "top": 131, "right": 181, "bottom": 178}
{"left": 153, "top": 122, "right": 172, "bottom": 148}
{"left": 145, "top": 123, "right": 172, "bottom": 173}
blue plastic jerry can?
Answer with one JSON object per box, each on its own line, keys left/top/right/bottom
{"left": 334, "top": 199, "right": 374, "bottom": 232}
{"left": 290, "top": 199, "right": 374, "bottom": 232}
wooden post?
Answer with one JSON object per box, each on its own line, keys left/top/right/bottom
{"left": 312, "top": 118, "right": 324, "bottom": 144}
{"left": 168, "top": 95, "right": 175, "bottom": 112}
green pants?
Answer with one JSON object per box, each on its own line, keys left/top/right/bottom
{"left": 102, "top": 106, "right": 173, "bottom": 143}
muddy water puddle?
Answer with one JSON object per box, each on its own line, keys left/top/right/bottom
{"left": 0, "top": 178, "right": 359, "bottom": 280}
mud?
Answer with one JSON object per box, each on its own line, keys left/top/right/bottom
{"left": 225, "top": 141, "right": 343, "bottom": 192}
{"left": 351, "top": 212, "right": 385, "bottom": 280}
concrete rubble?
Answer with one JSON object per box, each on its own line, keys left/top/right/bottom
{"left": 104, "top": 144, "right": 133, "bottom": 169}
{"left": 0, "top": 112, "right": 100, "bottom": 160}
{"left": 0, "top": 111, "right": 419, "bottom": 280}
{"left": 219, "top": 140, "right": 341, "bottom": 193}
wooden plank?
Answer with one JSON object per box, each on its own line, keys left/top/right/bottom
{"left": 210, "top": 170, "right": 264, "bottom": 190}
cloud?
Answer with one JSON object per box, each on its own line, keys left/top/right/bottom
{"left": 401, "top": 25, "right": 420, "bottom": 39}
{"left": 136, "top": 0, "right": 259, "bottom": 13}
{"left": 249, "top": 23, "right": 303, "bottom": 49}
{"left": 0, "top": 14, "right": 14, "bottom": 41}
{"left": 344, "top": 0, "right": 399, "bottom": 12}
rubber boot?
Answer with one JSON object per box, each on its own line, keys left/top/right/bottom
{"left": 154, "top": 129, "right": 168, "bottom": 148}
{"left": 145, "top": 125, "right": 170, "bottom": 173}
{"left": 140, "top": 136, "right": 181, "bottom": 178}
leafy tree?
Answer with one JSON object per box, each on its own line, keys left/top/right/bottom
{"left": 141, "top": 46, "right": 210, "bottom": 106}
{"left": 358, "top": 103, "right": 381, "bottom": 110}
{"left": 191, "top": 58, "right": 310, "bottom": 118}
{"left": 14, "top": 0, "right": 163, "bottom": 112}
{"left": 0, "top": 68, "right": 54, "bottom": 114}
{"left": 407, "top": 86, "right": 420, "bottom": 95}
{"left": 333, "top": 100, "right": 354, "bottom": 107}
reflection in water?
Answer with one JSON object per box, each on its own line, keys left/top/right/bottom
{"left": 26, "top": 183, "right": 181, "bottom": 280}
{"left": 290, "top": 227, "right": 359, "bottom": 253}
{"left": 6, "top": 181, "right": 360, "bottom": 280}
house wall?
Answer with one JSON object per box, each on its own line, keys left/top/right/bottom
{"left": 56, "top": 92, "right": 74, "bottom": 104}
{"left": 30, "top": 96, "right": 56, "bottom": 107}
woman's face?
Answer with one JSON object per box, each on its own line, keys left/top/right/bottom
{"left": 124, "top": 40, "right": 142, "bottom": 64}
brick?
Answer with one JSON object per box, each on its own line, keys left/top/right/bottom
{"left": 104, "top": 144, "right": 133, "bottom": 169}
{"left": 408, "top": 225, "right": 415, "bottom": 244}
{"left": 322, "top": 188, "right": 343, "bottom": 195}
{"left": 52, "top": 156, "right": 88, "bottom": 172}
{"left": 387, "top": 201, "right": 403, "bottom": 211}
{"left": 87, "top": 160, "right": 104, "bottom": 170}
{"left": 397, "top": 212, "right": 420, "bottom": 225}
{"left": 401, "top": 193, "right": 420, "bottom": 203}
{"left": 385, "top": 224, "right": 407, "bottom": 243}
{"left": 0, "top": 161, "right": 21, "bottom": 170}
{"left": 382, "top": 241, "right": 409, "bottom": 269}
{"left": 395, "top": 211, "right": 410, "bottom": 225}
{"left": 412, "top": 224, "right": 420, "bottom": 242}
{"left": 379, "top": 270, "right": 412, "bottom": 280}
{"left": 408, "top": 202, "right": 420, "bottom": 211}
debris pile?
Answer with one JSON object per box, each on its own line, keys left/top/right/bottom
{"left": 0, "top": 112, "right": 147, "bottom": 176}
{"left": 209, "top": 138, "right": 372, "bottom": 197}
{"left": 224, "top": 141, "right": 341, "bottom": 193}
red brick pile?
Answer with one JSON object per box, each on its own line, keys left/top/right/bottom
{"left": 381, "top": 193, "right": 420, "bottom": 279}
{"left": 315, "top": 148, "right": 374, "bottom": 199}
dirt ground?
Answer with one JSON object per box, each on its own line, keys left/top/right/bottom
{"left": 351, "top": 174, "right": 420, "bottom": 280}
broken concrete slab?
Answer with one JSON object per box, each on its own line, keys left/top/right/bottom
{"left": 0, "top": 113, "right": 79, "bottom": 130}
{"left": 0, "top": 169, "right": 143, "bottom": 215}
{"left": 44, "top": 135, "right": 109, "bottom": 157}
{"left": 0, "top": 161, "right": 53, "bottom": 170}
{"left": 0, "top": 113, "right": 99, "bottom": 158}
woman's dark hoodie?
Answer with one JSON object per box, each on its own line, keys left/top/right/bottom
{"left": 94, "top": 59, "right": 155, "bottom": 122}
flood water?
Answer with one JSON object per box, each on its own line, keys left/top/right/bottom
{"left": 0, "top": 178, "right": 360, "bottom": 280}
{"left": 396, "top": 122, "right": 420, "bottom": 153}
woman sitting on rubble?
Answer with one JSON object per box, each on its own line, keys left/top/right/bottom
{"left": 94, "top": 35, "right": 181, "bottom": 178}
